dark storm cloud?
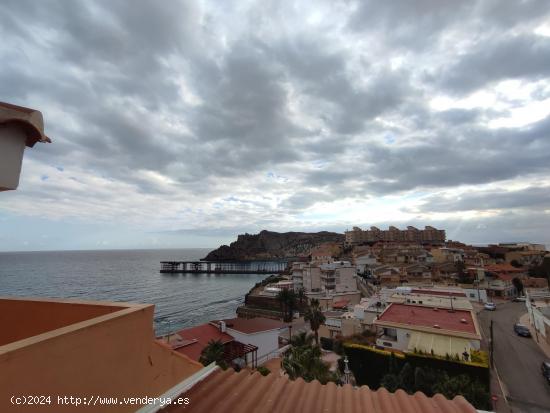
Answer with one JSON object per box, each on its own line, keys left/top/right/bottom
{"left": 347, "top": 0, "right": 475, "bottom": 49}
{"left": 439, "top": 34, "right": 550, "bottom": 93}
{"left": 2, "top": 0, "right": 550, "bottom": 244}
{"left": 361, "top": 115, "right": 550, "bottom": 194}
{"left": 413, "top": 186, "right": 550, "bottom": 213}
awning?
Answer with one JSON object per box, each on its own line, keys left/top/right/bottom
{"left": 407, "top": 331, "right": 472, "bottom": 357}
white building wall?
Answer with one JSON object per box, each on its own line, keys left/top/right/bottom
{"left": 532, "top": 310, "right": 549, "bottom": 339}
{"left": 376, "top": 327, "right": 410, "bottom": 351}
{"left": 335, "top": 267, "right": 357, "bottom": 293}
{"left": 226, "top": 328, "right": 284, "bottom": 360}
{"left": 462, "top": 288, "right": 488, "bottom": 303}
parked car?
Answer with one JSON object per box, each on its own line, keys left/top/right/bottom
{"left": 542, "top": 361, "right": 550, "bottom": 384}
{"left": 513, "top": 296, "right": 526, "bottom": 302}
{"left": 513, "top": 323, "right": 531, "bottom": 337}
{"left": 484, "top": 302, "right": 496, "bottom": 311}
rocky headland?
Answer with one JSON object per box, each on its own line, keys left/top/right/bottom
{"left": 203, "top": 230, "right": 344, "bottom": 261}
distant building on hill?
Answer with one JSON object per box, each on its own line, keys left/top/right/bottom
{"left": 345, "top": 225, "right": 445, "bottom": 246}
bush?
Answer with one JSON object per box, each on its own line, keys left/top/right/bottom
{"left": 344, "top": 343, "right": 489, "bottom": 396}
{"left": 257, "top": 366, "right": 271, "bottom": 376}
{"left": 320, "top": 337, "right": 334, "bottom": 351}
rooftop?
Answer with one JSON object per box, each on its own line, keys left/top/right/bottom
{"left": 160, "top": 368, "right": 476, "bottom": 413}
{"left": 214, "top": 317, "right": 287, "bottom": 334}
{"left": 376, "top": 303, "right": 478, "bottom": 336}
{"left": 409, "top": 289, "right": 467, "bottom": 298}
{"left": 485, "top": 264, "right": 524, "bottom": 273}
{"left": 172, "top": 323, "right": 234, "bottom": 362}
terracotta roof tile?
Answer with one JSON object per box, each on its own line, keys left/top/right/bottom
{"left": 171, "top": 323, "right": 233, "bottom": 362}
{"left": 161, "top": 369, "right": 476, "bottom": 413}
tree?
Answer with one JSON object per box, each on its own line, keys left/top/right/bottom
{"left": 296, "top": 288, "right": 306, "bottom": 307}
{"left": 304, "top": 298, "right": 326, "bottom": 346}
{"left": 512, "top": 277, "right": 524, "bottom": 296}
{"left": 199, "top": 339, "right": 227, "bottom": 369}
{"left": 456, "top": 261, "right": 471, "bottom": 284}
{"left": 277, "top": 289, "right": 297, "bottom": 322}
{"left": 291, "top": 331, "right": 314, "bottom": 348}
{"left": 281, "top": 343, "right": 335, "bottom": 384}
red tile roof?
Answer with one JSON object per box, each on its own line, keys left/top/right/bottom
{"left": 376, "top": 304, "right": 477, "bottom": 335}
{"left": 495, "top": 273, "right": 515, "bottom": 281}
{"left": 173, "top": 323, "right": 234, "bottom": 362}
{"left": 485, "top": 264, "right": 524, "bottom": 273}
{"left": 215, "top": 317, "right": 287, "bottom": 334}
{"left": 161, "top": 368, "right": 476, "bottom": 413}
{"left": 333, "top": 299, "right": 349, "bottom": 309}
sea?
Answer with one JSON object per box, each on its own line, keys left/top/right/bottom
{"left": 0, "top": 249, "right": 269, "bottom": 336}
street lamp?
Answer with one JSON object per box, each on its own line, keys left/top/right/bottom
{"left": 343, "top": 356, "right": 352, "bottom": 385}
{"left": 0, "top": 101, "right": 51, "bottom": 191}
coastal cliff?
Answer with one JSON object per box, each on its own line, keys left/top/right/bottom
{"left": 203, "top": 230, "right": 344, "bottom": 261}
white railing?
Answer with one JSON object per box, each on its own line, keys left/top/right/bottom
{"left": 255, "top": 344, "right": 291, "bottom": 366}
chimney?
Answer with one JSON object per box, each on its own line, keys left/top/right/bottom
{"left": 219, "top": 321, "right": 226, "bottom": 333}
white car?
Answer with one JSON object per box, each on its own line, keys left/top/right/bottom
{"left": 484, "top": 302, "right": 496, "bottom": 311}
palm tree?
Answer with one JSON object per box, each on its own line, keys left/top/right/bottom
{"left": 199, "top": 339, "right": 227, "bottom": 369}
{"left": 304, "top": 298, "right": 325, "bottom": 347}
{"left": 277, "top": 289, "right": 297, "bottom": 322}
{"left": 296, "top": 288, "right": 306, "bottom": 308}
{"left": 281, "top": 344, "right": 333, "bottom": 384}
{"left": 290, "top": 331, "right": 314, "bottom": 348}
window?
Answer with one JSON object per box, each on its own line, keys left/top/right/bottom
{"left": 383, "top": 328, "right": 398, "bottom": 341}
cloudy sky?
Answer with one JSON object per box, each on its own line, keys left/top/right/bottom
{"left": 1, "top": 0, "right": 550, "bottom": 251}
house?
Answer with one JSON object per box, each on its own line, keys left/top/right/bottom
{"left": 167, "top": 323, "right": 235, "bottom": 363}
{"left": 431, "top": 247, "right": 465, "bottom": 263}
{"left": 486, "top": 274, "right": 517, "bottom": 298}
{"left": 374, "top": 303, "right": 482, "bottom": 358}
{"left": 430, "top": 262, "right": 458, "bottom": 282}
{"left": 354, "top": 252, "right": 379, "bottom": 274}
{"left": 484, "top": 263, "right": 526, "bottom": 277}
{"left": 0, "top": 297, "right": 202, "bottom": 413}
{"left": 387, "top": 288, "right": 473, "bottom": 311}
{"left": 463, "top": 249, "right": 489, "bottom": 267}
{"left": 401, "top": 263, "right": 432, "bottom": 283}
{"left": 371, "top": 265, "right": 401, "bottom": 286}
{"left": 212, "top": 317, "right": 287, "bottom": 362}
{"left": 319, "top": 261, "right": 357, "bottom": 293}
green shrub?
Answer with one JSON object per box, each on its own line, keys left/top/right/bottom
{"left": 257, "top": 366, "right": 271, "bottom": 376}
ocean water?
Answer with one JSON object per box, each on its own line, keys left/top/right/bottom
{"left": 0, "top": 249, "right": 269, "bottom": 336}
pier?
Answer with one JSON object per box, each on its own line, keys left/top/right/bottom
{"left": 160, "top": 261, "right": 288, "bottom": 274}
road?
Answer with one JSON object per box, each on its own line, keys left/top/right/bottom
{"left": 478, "top": 301, "right": 550, "bottom": 413}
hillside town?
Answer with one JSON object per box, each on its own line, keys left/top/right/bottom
{"left": 157, "top": 226, "right": 550, "bottom": 412}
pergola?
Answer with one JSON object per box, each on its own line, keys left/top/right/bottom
{"left": 223, "top": 341, "right": 259, "bottom": 368}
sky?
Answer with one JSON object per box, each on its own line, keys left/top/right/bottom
{"left": 1, "top": 0, "right": 550, "bottom": 251}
